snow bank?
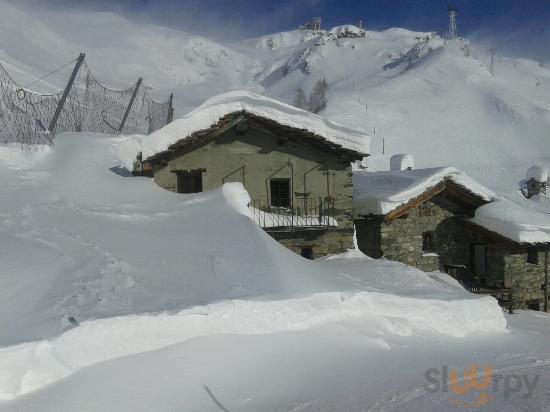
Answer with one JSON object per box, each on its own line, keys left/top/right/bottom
{"left": 353, "top": 166, "right": 496, "bottom": 216}
{"left": 222, "top": 182, "right": 252, "bottom": 219}
{"left": 0, "top": 144, "right": 50, "bottom": 169}
{"left": 471, "top": 196, "right": 550, "bottom": 244}
{"left": 126, "top": 90, "right": 369, "bottom": 165}
{"left": 0, "top": 132, "right": 508, "bottom": 401}
{"left": 0, "top": 290, "right": 505, "bottom": 400}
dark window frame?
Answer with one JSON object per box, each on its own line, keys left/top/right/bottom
{"left": 527, "top": 248, "right": 539, "bottom": 265}
{"left": 422, "top": 231, "right": 436, "bottom": 253}
{"left": 270, "top": 178, "right": 291, "bottom": 208}
{"left": 176, "top": 170, "right": 203, "bottom": 194}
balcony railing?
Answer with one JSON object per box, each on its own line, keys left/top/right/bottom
{"left": 445, "top": 264, "right": 484, "bottom": 292}
{"left": 250, "top": 198, "right": 337, "bottom": 229}
{"left": 445, "top": 264, "right": 513, "bottom": 314}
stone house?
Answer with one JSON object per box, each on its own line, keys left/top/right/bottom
{"left": 134, "top": 91, "right": 369, "bottom": 258}
{"left": 354, "top": 160, "right": 549, "bottom": 310}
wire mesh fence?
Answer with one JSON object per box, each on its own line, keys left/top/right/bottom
{"left": 0, "top": 53, "right": 173, "bottom": 148}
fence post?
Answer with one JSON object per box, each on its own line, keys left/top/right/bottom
{"left": 167, "top": 93, "right": 174, "bottom": 125}
{"left": 119, "top": 77, "right": 142, "bottom": 134}
{"left": 48, "top": 52, "right": 85, "bottom": 133}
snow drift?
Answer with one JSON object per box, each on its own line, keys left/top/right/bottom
{"left": 0, "top": 133, "right": 506, "bottom": 400}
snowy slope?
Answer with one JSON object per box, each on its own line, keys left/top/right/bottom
{"left": 239, "top": 29, "right": 550, "bottom": 198}
{"left": 3, "top": 2, "right": 550, "bottom": 198}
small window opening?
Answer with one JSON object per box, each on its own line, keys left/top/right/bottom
{"left": 270, "top": 178, "right": 291, "bottom": 207}
{"left": 527, "top": 248, "right": 539, "bottom": 265}
{"left": 177, "top": 171, "right": 203, "bottom": 194}
{"left": 422, "top": 231, "right": 436, "bottom": 253}
{"left": 301, "top": 247, "right": 314, "bottom": 260}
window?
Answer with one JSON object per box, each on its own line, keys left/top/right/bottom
{"left": 422, "top": 231, "right": 436, "bottom": 253}
{"left": 270, "top": 178, "right": 291, "bottom": 207}
{"left": 527, "top": 248, "right": 539, "bottom": 265}
{"left": 527, "top": 300, "right": 541, "bottom": 311}
{"left": 177, "top": 171, "right": 203, "bottom": 194}
{"left": 301, "top": 247, "right": 314, "bottom": 260}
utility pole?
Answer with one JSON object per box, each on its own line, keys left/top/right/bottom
{"left": 48, "top": 52, "right": 85, "bottom": 133}
{"left": 119, "top": 77, "right": 142, "bottom": 134}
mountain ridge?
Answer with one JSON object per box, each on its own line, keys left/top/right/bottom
{"left": 1, "top": 1, "right": 550, "bottom": 197}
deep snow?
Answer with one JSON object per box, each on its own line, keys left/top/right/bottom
{"left": 1, "top": 3, "right": 550, "bottom": 410}
{"left": 0, "top": 133, "right": 507, "bottom": 404}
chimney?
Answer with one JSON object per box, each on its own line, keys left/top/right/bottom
{"left": 525, "top": 165, "right": 548, "bottom": 198}
{"left": 390, "top": 154, "right": 414, "bottom": 171}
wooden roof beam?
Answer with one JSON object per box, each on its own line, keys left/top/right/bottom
{"left": 384, "top": 182, "right": 446, "bottom": 223}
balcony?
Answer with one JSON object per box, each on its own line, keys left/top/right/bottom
{"left": 250, "top": 198, "right": 337, "bottom": 230}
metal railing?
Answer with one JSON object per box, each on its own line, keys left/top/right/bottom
{"left": 445, "top": 264, "right": 513, "bottom": 313}
{"left": 250, "top": 198, "right": 337, "bottom": 229}
{"left": 445, "top": 264, "right": 484, "bottom": 292}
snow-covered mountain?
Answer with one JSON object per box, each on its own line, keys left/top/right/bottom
{"left": 3, "top": 1, "right": 549, "bottom": 198}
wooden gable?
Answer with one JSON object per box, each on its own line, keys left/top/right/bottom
{"left": 384, "top": 180, "right": 489, "bottom": 224}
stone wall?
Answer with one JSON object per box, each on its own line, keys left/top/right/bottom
{"left": 355, "top": 194, "right": 547, "bottom": 309}
{"left": 268, "top": 228, "right": 354, "bottom": 258}
{"left": 356, "top": 196, "right": 475, "bottom": 272}
{"left": 503, "top": 250, "right": 546, "bottom": 309}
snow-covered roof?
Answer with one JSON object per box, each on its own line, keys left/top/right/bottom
{"left": 140, "top": 91, "right": 370, "bottom": 161}
{"left": 353, "top": 167, "right": 496, "bottom": 216}
{"left": 471, "top": 196, "right": 550, "bottom": 245}
{"left": 354, "top": 165, "right": 550, "bottom": 244}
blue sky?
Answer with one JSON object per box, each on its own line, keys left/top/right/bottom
{"left": 27, "top": 0, "right": 548, "bottom": 37}
{"left": 20, "top": 0, "right": 550, "bottom": 60}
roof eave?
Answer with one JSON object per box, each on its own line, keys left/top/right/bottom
{"left": 143, "top": 110, "right": 368, "bottom": 165}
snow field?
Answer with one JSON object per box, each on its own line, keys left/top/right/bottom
{"left": 0, "top": 133, "right": 506, "bottom": 402}
{"left": 0, "top": 290, "right": 505, "bottom": 400}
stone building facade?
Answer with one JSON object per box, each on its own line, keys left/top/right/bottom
{"left": 140, "top": 111, "right": 364, "bottom": 258}
{"left": 355, "top": 181, "right": 547, "bottom": 310}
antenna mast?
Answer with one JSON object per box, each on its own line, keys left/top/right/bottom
{"left": 447, "top": 7, "right": 458, "bottom": 40}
